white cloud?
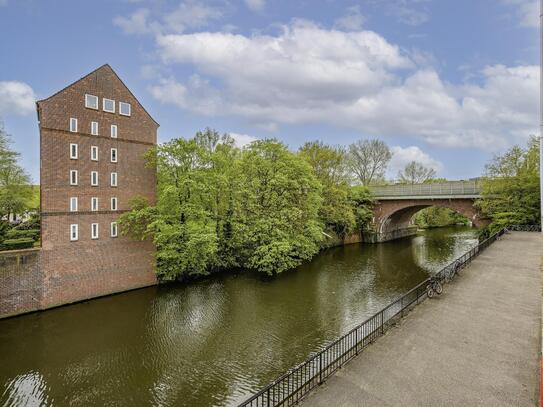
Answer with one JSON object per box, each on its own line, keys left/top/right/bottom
{"left": 244, "top": 0, "right": 265, "bottom": 12}
{"left": 335, "top": 6, "right": 366, "bottom": 31}
{"left": 0, "top": 81, "right": 36, "bottom": 116}
{"left": 150, "top": 21, "right": 538, "bottom": 150}
{"left": 389, "top": 146, "right": 443, "bottom": 178}
{"left": 113, "top": 8, "right": 154, "bottom": 35}
{"left": 113, "top": 1, "right": 223, "bottom": 35}
{"left": 228, "top": 132, "right": 258, "bottom": 148}
{"left": 502, "top": 0, "right": 539, "bottom": 28}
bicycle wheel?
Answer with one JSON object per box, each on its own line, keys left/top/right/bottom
{"left": 434, "top": 281, "right": 443, "bottom": 295}
{"left": 427, "top": 285, "right": 434, "bottom": 298}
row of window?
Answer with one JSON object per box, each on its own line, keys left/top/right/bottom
{"left": 70, "top": 118, "right": 118, "bottom": 137}
{"left": 85, "top": 94, "right": 131, "bottom": 116}
{"left": 70, "top": 144, "right": 117, "bottom": 162}
{"left": 70, "top": 197, "right": 118, "bottom": 212}
{"left": 70, "top": 170, "right": 117, "bottom": 187}
{"left": 70, "top": 222, "right": 118, "bottom": 241}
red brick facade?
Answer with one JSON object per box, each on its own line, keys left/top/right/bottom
{"left": 37, "top": 64, "right": 158, "bottom": 309}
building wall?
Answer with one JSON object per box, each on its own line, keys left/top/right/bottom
{"left": 0, "top": 248, "right": 42, "bottom": 318}
{"left": 35, "top": 64, "right": 158, "bottom": 312}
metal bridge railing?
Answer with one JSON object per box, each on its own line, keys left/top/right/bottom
{"left": 238, "top": 226, "right": 537, "bottom": 407}
{"left": 369, "top": 180, "right": 481, "bottom": 198}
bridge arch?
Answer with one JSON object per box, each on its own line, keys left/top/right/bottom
{"left": 368, "top": 180, "right": 489, "bottom": 241}
{"left": 376, "top": 199, "right": 487, "bottom": 235}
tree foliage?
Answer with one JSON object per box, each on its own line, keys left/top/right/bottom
{"left": 397, "top": 161, "right": 436, "bottom": 184}
{"left": 476, "top": 137, "right": 540, "bottom": 233}
{"left": 0, "top": 122, "right": 33, "bottom": 220}
{"left": 120, "top": 130, "right": 376, "bottom": 280}
{"left": 348, "top": 139, "right": 392, "bottom": 185}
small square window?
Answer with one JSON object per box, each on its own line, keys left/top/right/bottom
{"left": 91, "top": 121, "right": 99, "bottom": 136}
{"left": 103, "top": 98, "right": 115, "bottom": 113}
{"left": 91, "top": 171, "right": 98, "bottom": 186}
{"left": 70, "top": 118, "right": 78, "bottom": 132}
{"left": 91, "top": 223, "right": 99, "bottom": 240}
{"left": 91, "top": 197, "right": 98, "bottom": 211}
{"left": 111, "top": 222, "right": 118, "bottom": 238}
{"left": 85, "top": 94, "right": 98, "bottom": 110}
{"left": 70, "top": 143, "right": 78, "bottom": 159}
{"left": 70, "top": 197, "right": 78, "bottom": 212}
{"left": 111, "top": 125, "right": 118, "bottom": 138}
{"left": 119, "top": 102, "right": 131, "bottom": 116}
{"left": 111, "top": 148, "right": 117, "bottom": 163}
{"left": 111, "top": 172, "right": 118, "bottom": 187}
{"left": 111, "top": 197, "right": 118, "bottom": 211}
{"left": 70, "top": 224, "right": 78, "bottom": 241}
{"left": 70, "top": 170, "right": 78, "bottom": 186}
{"left": 91, "top": 146, "right": 99, "bottom": 161}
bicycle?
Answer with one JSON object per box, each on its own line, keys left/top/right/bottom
{"left": 426, "top": 277, "right": 443, "bottom": 298}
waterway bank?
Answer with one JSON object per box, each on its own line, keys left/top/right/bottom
{"left": 0, "top": 226, "right": 478, "bottom": 406}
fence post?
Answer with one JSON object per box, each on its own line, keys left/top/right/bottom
{"left": 267, "top": 388, "right": 271, "bottom": 407}
{"left": 319, "top": 352, "right": 323, "bottom": 384}
{"left": 380, "top": 311, "right": 384, "bottom": 334}
{"left": 355, "top": 328, "right": 358, "bottom": 355}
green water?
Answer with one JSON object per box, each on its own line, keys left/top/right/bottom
{"left": 0, "top": 226, "right": 478, "bottom": 407}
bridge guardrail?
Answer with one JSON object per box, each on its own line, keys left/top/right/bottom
{"left": 370, "top": 180, "right": 481, "bottom": 198}
{"left": 238, "top": 225, "right": 538, "bottom": 407}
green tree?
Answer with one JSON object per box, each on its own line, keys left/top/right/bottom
{"left": 236, "top": 139, "right": 323, "bottom": 275}
{"left": 0, "top": 123, "right": 33, "bottom": 220}
{"left": 298, "top": 141, "right": 355, "bottom": 237}
{"left": 476, "top": 137, "right": 540, "bottom": 233}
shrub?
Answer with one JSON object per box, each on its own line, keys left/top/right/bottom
{"left": 5, "top": 229, "right": 40, "bottom": 240}
{"left": 2, "top": 238, "right": 35, "bottom": 251}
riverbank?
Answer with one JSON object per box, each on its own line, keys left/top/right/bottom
{"left": 302, "top": 231, "right": 543, "bottom": 406}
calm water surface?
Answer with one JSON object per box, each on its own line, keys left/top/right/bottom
{"left": 0, "top": 226, "right": 477, "bottom": 407}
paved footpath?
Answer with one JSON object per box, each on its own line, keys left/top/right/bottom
{"left": 303, "top": 232, "right": 543, "bottom": 407}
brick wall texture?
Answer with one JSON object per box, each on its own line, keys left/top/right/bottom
{"left": 1, "top": 64, "right": 159, "bottom": 318}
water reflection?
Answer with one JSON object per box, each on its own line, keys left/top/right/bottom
{"left": 0, "top": 226, "right": 477, "bottom": 407}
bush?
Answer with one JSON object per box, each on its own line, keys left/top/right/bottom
{"left": 1, "top": 238, "right": 35, "bottom": 250}
{"left": 5, "top": 229, "right": 40, "bottom": 240}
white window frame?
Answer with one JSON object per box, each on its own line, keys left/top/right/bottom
{"left": 103, "top": 98, "right": 115, "bottom": 113}
{"left": 111, "top": 148, "right": 117, "bottom": 163}
{"left": 111, "top": 124, "right": 118, "bottom": 138}
{"left": 85, "top": 94, "right": 98, "bottom": 110}
{"left": 70, "top": 143, "right": 78, "bottom": 159}
{"left": 91, "top": 121, "right": 99, "bottom": 136}
{"left": 111, "top": 222, "right": 118, "bottom": 238}
{"left": 91, "top": 223, "right": 99, "bottom": 240}
{"left": 70, "top": 118, "right": 78, "bottom": 133}
{"left": 119, "top": 102, "right": 131, "bottom": 116}
{"left": 91, "top": 146, "right": 99, "bottom": 161}
{"left": 91, "top": 171, "right": 99, "bottom": 186}
{"left": 91, "top": 197, "right": 98, "bottom": 211}
{"left": 111, "top": 197, "right": 118, "bottom": 211}
{"left": 70, "top": 197, "right": 78, "bottom": 212}
{"left": 70, "top": 224, "right": 78, "bottom": 241}
{"left": 70, "top": 170, "right": 78, "bottom": 186}
{"left": 110, "top": 172, "right": 118, "bottom": 187}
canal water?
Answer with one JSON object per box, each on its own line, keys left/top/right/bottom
{"left": 0, "top": 226, "right": 478, "bottom": 407}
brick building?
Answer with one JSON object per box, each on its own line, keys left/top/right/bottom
{"left": 36, "top": 64, "right": 158, "bottom": 309}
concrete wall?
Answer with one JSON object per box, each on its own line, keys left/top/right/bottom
{"left": 0, "top": 248, "right": 42, "bottom": 319}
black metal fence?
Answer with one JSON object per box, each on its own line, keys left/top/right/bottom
{"left": 507, "top": 224, "right": 541, "bottom": 232}
{"left": 238, "top": 226, "right": 530, "bottom": 407}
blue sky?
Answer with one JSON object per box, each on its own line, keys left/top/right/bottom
{"left": 0, "top": 0, "right": 539, "bottom": 183}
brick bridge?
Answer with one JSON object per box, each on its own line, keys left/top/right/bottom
{"left": 367, "top": 180, "right": 489, "bottom": 242}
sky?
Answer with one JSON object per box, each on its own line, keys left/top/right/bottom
{"left": 0, "top": 0, "right": 539, "bottom": 183}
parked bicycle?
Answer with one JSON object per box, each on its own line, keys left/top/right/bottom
{"left": 445, "top": 261, "right": 461, "bottom": 282}
{"left": 426, "top": 277, "right": 443, "bottom": 298}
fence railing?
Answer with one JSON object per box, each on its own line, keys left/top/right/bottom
{"left": 238, "top": 226, "right": 537, "bottom": 407}
{"left": 369, "top": 180, "right": 481, "bottom": 199}
{"left": 507, "top": 224, "right": 541, "bottom": 232}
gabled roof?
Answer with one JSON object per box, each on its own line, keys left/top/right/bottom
{"left": 36, "top": 64, "right": 159, "bottom": 126}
